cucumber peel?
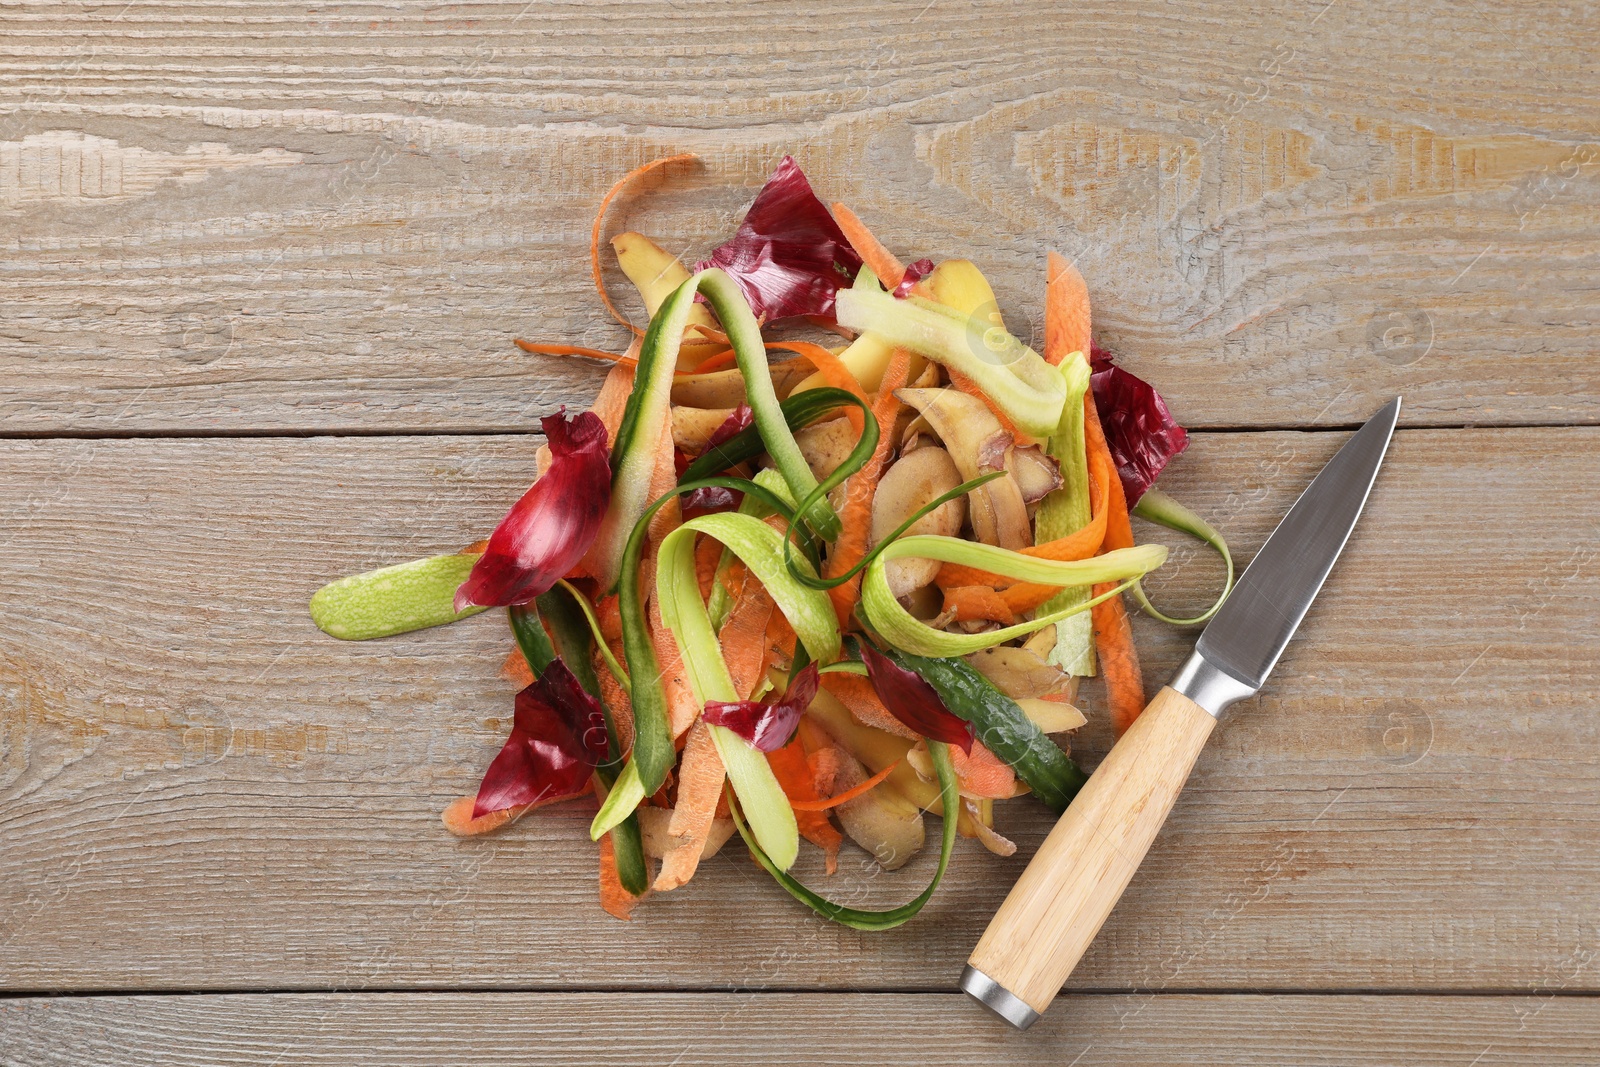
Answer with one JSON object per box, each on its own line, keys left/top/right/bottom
{"left": 650, "top": 513, "right": 811, "bottom": 868}
{"left": 508, "top": 595, "right": 648, "bottom": 897}
{"left": 1131, "top": 486, "right": 1236, "bottom": 626}
{"left": 834, "top": 274, "right": 1066, "bottom": 438}
{"left": 679, "top": 386, "right": 863, "bottom": 485}
{"left": 589, "top": 475, "right": 804, "bottom": 842}
{"left": 888, "top": 650, "right": 1087, "bottom": 812}
{"left": 732, "top": 740, "right": 960, "bottom": 930}
{"left": 597, "top": 269, "right": 840, "bottom": 595}
{"left": 1034, "top": 354, "right": 1097, "bottom": 674}
{"left": 859, "top": 537, "right": 1167, "bottom": 656}
{"left": 310, "top": 551, "right": 486, "bottom": 640}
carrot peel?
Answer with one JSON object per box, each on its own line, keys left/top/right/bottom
{"left": 823, "top": 346, "right": 911, "bottom": 625}
{"left": 591, "top": 152, "right": 698, "bottom": 335}
{"left": 789, "top": 759, "right": 899, "bottom": 811}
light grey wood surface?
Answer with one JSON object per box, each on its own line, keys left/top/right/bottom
{"left": 1, "top": 429, "right": 1594, "bottom": 994}
{"left": 4, "top": 1, "right": 1598, "bottom": 1062}
{"left": 4, "top": 992, "right": 1599, "bottom": 1067}
{"left": 1, "top": 1, "right": 1597, "bottom": 433}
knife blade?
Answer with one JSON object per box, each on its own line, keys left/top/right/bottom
{"left": 961, "top": 397, "right": 1401, "bottom": 1029}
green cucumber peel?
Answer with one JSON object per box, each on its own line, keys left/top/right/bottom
{"left": 670, "top": 269, "right": 840, "bottom": 537}
{"left": 680, "top": 386, "right": 864, "bottom": 484}
{"left": 596, "top": 267, "right": 830, "bottom": 588}
{"left": 707, "top": 469, "right": 803, "bottom": 631}
{"left": 888, "top": 650, "right": 1087, "bottom": 812}
{"left": 859, "top": 538, "right": 1166, "bottom": 656}
{"left": 508, "top": 595, "right": 647, "bottom": 898}
{"left": 309, "top": 551, "right": 486, "bottom": 640}
{"left": 732, "top": 740, "right": 960, "bottom": 930}
{"left": 536, "top": 585, "right": 619, "bottom": 749}
{"left": 747, "top": 466, "right": 800, "bottom": 513}
{"left": 786, "top": 639, "right": 813, "bottom": 693}
{"left": 704, "top": 542, "right": 737, "bottom": 632}
{"left": 1035, "top": 355, "right": 1097, "bottom": 674}
{"left": 589, "top": 274, "right": 697, "bottom": 591}
{"left": 817, "top": 661, "right": 868, "bottom": 677}
{"left": 748, "top": 370, "right": 1005, "bottom": 600}
{"left": 649, "top": 512, "right": 829, "bottom": 868}
{"left": 868, "top": 575, "right": 1139, "bottom": 658}
{"left": 593, "top": 761, "right": 649, "bottom": 844}
{"left": 589, "top": 474, "right": 807, "bottom": 843}
{"left": 667, "top": 514, "right": 841, "bottom": 665}
{"left": 594, "top": 769, "right": 649, "bottom": 897}
{"left": 707, "top": 723, "right": 798, "bottom": 870}
{"left": 553, "top": 579, "right": 630, "bottom": 694}
{"left": 531, "top": 588, "right": 600, "bottom": 694}
{"left": 784, "top": 469, "right": 989, "bottom": 591}
{"left": 834, "top": 276, "right": 1067, "bottom": 438}
{"left": 699, "top": 269, "right": 840, "bottom": 540}
{"left": 507, "top": 601, "right": 557, "bottom": 678}
{"left": 1131, "top": 486, "right": 1236, "bottom": 626}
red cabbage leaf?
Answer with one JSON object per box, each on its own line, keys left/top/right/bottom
{"left": 1090, "top": 346, "right": 1189, "bottom": 505}
{"left": 455, "top": 410, "right": 611, "bottom": 611}
{"left": 674, "top": 403, "right": 753, "bottom": 513}
{"left": 696, "top": 156, "right": 863, "bottom": 322}
{"left": 702, "top": 662, "right": 819, "bottom": 753}
{"left": 893, "top": 258, "right": 934, "bottom": 298}
{"left": 861, "top": 644, "right": 974, "bottom": 753}
{"left": 473, "top": 657, "right": 610, "bottom": 817}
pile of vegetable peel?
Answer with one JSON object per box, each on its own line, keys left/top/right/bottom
{"left": 309, "top": 155, "right": 1232, "bottom": 926}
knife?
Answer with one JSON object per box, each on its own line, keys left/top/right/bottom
{"left": 960, "top": 397, "right": 1402, "bottom": 1029}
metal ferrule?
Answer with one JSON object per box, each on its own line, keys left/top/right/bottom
{"left": 1169, "top": 648, "right": 1258, "bottom": 719}
{"left": 959, "top": 965, "right": 1040, "bottom": 1030}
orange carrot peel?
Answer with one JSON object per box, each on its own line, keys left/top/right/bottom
{"left": 767, "top": 736, "right": 843, "bottom": 873}
{"left": 823, "top": 346, "right": 911, "bottom": 626}
{"left": 514, "top": 340, "right": 640, "bottom": 368}
{"left": 832, "top": 202, "right": 911, "bottom": 291}
{"left": 1084, "top": 383, "right": 1145, "bottom": 734}
{"left": 934, "top": 446, "right": 1114, "bottom": 613}
{"left": 591, "top": 152, "right": 698, "bottom": 335}
{"left": 767, "top": 341, "right": 869, "bottom": 436}
{"left": 789, "top": 758, "right": 900, "bottom": 810}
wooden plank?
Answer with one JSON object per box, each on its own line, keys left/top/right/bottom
{"left": 3, "top": 992, "right": 1599, "bottom": 1066}
{"left": 0, "top": 428, "right": 1596, "bottom": 992}
{"left": 2, "top": 0, "right": 1597, "bottom": 432}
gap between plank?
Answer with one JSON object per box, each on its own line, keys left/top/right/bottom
{"left": 2, "top": 987, "right": 1598, "bottom": 1001}
{"left": 0, "top": 420, "right": 1591, "bottom": 443}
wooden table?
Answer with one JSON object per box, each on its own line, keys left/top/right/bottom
{"left": 3, "top": 2, "right": 1597, "bottom": 1063}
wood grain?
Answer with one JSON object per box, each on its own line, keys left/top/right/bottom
{"left": 3, "top": 992, "right": 1598, "bottom": 1066}
{"left": 969, "top": 687, "right": 1218, "bottom": 1014}
{"left": 2, "top": 0, "right": 1597, "bottom": 433}
{"left": 1, "top": 428, "right": 1595, "bottom": 992}
{"left": 4, "top": 2, "right": 1596, "bottom": 1057}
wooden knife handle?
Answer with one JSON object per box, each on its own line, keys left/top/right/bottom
{"left": 964, "top": 685, "right": 1217, "bottom": 1024}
